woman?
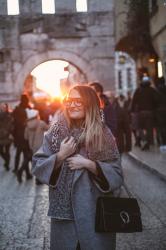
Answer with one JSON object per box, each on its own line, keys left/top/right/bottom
{"left": 32, "top": 84, "right": 123, "bottom": 250}
{"left": 24, "top": 108, "right": 48, "bottom": 154}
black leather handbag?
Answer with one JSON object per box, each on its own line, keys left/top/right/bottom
{"left": 95, "top": 185, "right": 142, "bottom": 233}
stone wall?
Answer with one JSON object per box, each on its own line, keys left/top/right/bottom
{"left": 0, "top": 0, "right": 115, "bottom": 102}
{"left": 150, "top": 0, "right": 166, "bottom": 75}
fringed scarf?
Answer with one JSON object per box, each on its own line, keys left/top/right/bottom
{"left": 48, "top": 111, "right": 119, "bottom": 220}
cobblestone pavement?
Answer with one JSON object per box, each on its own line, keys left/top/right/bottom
{"left": 129, "top": 144, "right": 166, "bottom": 181}
{"left": 0, "top": 149, "right": 166, "bottom": 249}
{"left": 0, "top": 147, "right": 50, "bottom": 250}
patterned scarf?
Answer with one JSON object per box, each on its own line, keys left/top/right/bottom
{"left": 48, "top": 111, "right": 119, "bottom": 220}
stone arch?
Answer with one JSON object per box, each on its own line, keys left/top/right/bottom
{"left": 15, "top": 50, "right": 95, "bottom": 95}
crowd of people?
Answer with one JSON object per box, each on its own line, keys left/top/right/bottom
{"left": 0, "top": 77, "right": 166, "bottom": 184}
{"left": 91, "top": 76, "right": 166, "bottom": 152}
{"left": 0, "top": 94, "right": 60, "bottom": 183}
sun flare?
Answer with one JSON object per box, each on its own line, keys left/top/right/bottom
{"left": 31, "top": 60, "right": 69, "bottom": 98}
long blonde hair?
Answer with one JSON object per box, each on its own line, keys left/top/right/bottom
{"left": 64, "top": 84, "right": 106, "bottom": 151}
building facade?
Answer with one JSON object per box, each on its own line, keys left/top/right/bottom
{"left": 149, "top": 0, "right": 166, "bottom": 79}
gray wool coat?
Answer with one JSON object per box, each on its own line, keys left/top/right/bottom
{"left": 32, "top": 128, "right": 123, "bottom": 250}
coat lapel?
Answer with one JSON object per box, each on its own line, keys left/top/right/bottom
{"left": 73, "top": 169, "right": 84, "bottom": 185}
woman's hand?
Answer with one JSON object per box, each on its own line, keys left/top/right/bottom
{"left": 58, "top": 136, "right": 77, "bottom": 161}
{"left": 66, "top": 154, "right": 98, "bottom": 175}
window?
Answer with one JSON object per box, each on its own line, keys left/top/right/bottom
{"left": 0, "top": 52, "right": 4, "bottom": 63}
{"left": 158, "top": 61, "right": 163, "bottom": 78}
{"left": 127, "top": 68, "right": 132, "bottom": 89}
{"left": 7, "top": 0, "right": 19, "bottom": 15}
{"left": 42, "top": 0, "right": 55, "bottom": 14}
{"left": 76, "top": 0, "right": 87, "bottom": 12}
{"left": 118, "top": 71, "right": 122, "bottom": 90}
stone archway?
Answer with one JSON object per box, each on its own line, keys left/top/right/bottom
{"left": 15, "top": 50, "right": 95, "bottom": 96}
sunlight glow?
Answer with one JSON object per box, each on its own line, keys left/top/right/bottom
{"left": 7, "top": 0, "right": 19, "bottom": 15}
{"left": 31, "top": 60, "right": 69, "bottom": 98}
{"left": 42, "top": 0, "right": 55, "bottom": 14}
{"left": 76, "top": 0, "right": 87, "bottom": 12}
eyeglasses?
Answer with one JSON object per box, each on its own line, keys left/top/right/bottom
{"left": 63, "top": 98, "right": 84, "bottom": 107}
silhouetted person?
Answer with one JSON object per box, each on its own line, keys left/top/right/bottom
{"left": 13, "top": 94, "right": 32, "bottom": 181}
{"left": 131, "top": 77, "right": 159, "bottom": 150}
{"left": 0, "top": 103, "right": 13, "bottom": 170}
{"left": 89, "top": 82, "right": 130, "bottom": 153}
{"left": 104, "top": 94, "right": 132, "bottom": 154}
{"left": 90, "top": 82, "right": 109, "bottom": 108}
{"left": 124, "top": 91, "right": 132, "bottom": 112}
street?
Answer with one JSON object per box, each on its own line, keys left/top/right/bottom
{"left": 0, "top": 151, "right": 166, "bottom": 250}
{"left": 0, "top": 147, "right": 50, "bottom": 249}
{"left": 117, "top": 154, "right": 166, "bottom": 250}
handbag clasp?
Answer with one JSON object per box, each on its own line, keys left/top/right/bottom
{"left": 120, "top": 211, "right": 130, "bottom": 224}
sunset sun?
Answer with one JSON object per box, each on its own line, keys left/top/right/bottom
{"left": 31, "top": 60, "right": 69, "bottom": 98}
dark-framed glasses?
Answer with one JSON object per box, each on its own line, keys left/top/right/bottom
{"left": 63, "top": 97, "right": 84, "bottom": 107}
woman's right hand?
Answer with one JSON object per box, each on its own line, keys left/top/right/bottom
{"left": 58, "top": 136, "right": 77, "bottom": 161}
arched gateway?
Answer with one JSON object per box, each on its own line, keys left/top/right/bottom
{"left": 15, "top": 50, "right": 93, "bottom": 95}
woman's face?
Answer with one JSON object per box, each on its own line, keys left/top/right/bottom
{"left": 65, "top": 89, "right": 85, "bottom": 120}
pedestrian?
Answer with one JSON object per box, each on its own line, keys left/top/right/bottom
{"left": 24, "top": 108, "right": 48, "bottom": 184}
{"left": 89, "top": 82, "right": 108, "bottom": 128}
{"left": 131, "top": 77, "right": 159, "bottom": 150}
{"left": 103, "top": 92, "right": 118, "bottom": 139}
{"left": 32, "top": 84, "right": 123, "bottom": 250}
{"left": 0, "top": 103, "right": 13, "bottom": 171}
{"left": 12, "top": 94, "right": 33, "bottom": 182}
{"left": 12, "top": 94, "right": 31, "bottom": 174}
{"left": 89, "top": 81, "right": 109, "bottom": 108}
{"left": 104, "top": 94, "right": 132, "bottom": 154}
{"left": 118, "top": 94, "right": 126, "bottom": 108}
{"left": 124, "top": 91, "right": 132, "bottom": 112}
